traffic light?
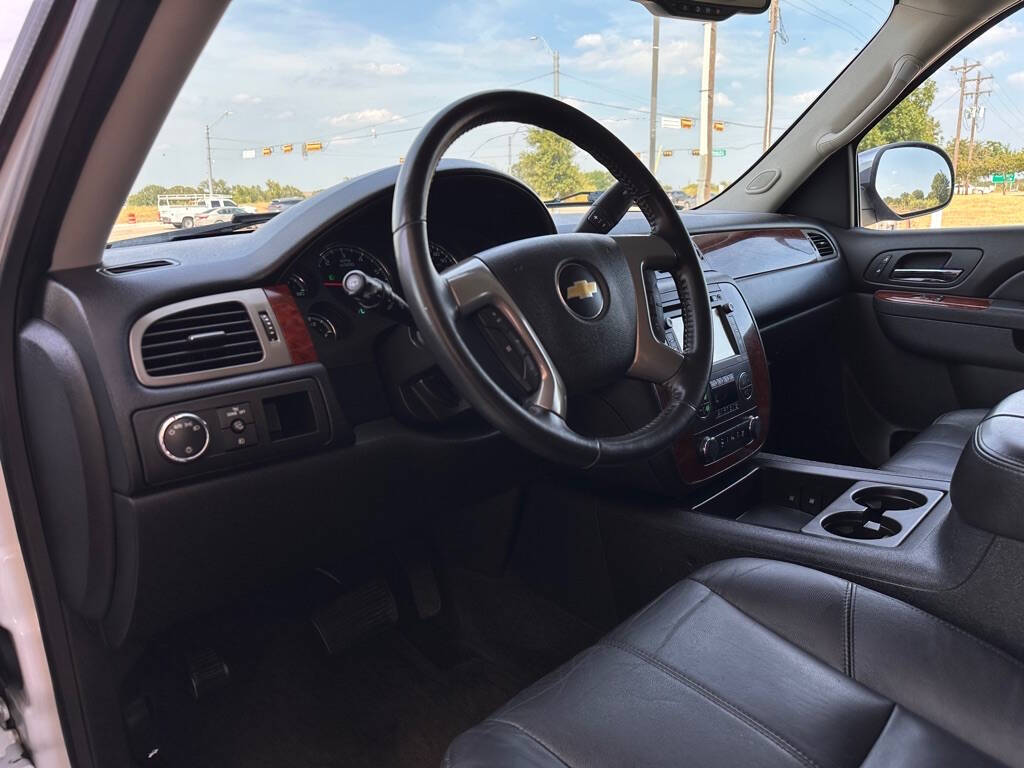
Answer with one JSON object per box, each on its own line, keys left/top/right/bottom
{"left": 680, "top": 117, "right": 694, "bottom": 129}
{"left": 713, "top": 121, "right": 725, "bottom": 132}
{"left": 261, "top": 147, "right": 272, "bottom": 156}
{"left": 282, "top": 144, "right": 294, "bottom": 154}
{"left": 662, "top": 149, "right": 673, "bottom": 157}
{"left": 305, "top": 141, "right": 323, "bottom": 152}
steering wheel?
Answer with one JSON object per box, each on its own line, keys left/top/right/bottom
{"left": 392, "top": 90, "right": 713, "bottom": 467}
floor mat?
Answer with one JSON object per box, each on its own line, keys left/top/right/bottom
{"left": 150, "top": 618, "right": 525, "bottom": 768}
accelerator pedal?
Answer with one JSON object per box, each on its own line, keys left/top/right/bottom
{"left": 313, "top": 579, "right": 398, "bottom": 654}
{"left": 187, "top": 648, "right": 230, "bottom": 700}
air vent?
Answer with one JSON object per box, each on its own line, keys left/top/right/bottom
{"left": 804, "top": 230, "right": 836, "bottom": 258}
{"left": 100, "top": 259, "right": 176, "bottom": 275}
{"left": 140, "top": 301, "right": 262, "bottom": 377}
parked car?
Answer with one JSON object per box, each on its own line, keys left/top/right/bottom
{"left": 194, "top": 206, "right": 248, "bottom": 225}
{"left": 267, "top": 196, "right": 304, "bottom": 212}
{"left": 156, "top": 194, "right": 242, "bottom": 228}
{"left": 670, "top": 190, "right": 696, "bottom": 209}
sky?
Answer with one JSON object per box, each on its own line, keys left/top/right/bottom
{"left": 126, "top": 0, "right": 897, "bottom": 196}
{"left": 10, "top": 1, "right": 1024, "bottom": 198}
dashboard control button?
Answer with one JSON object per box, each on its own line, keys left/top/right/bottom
{"left": 158, "top": 413, "right": 210, "bottom": 463}
{"left": 699, "top": 436, "right": 721, "bottom": 463}
{"left": 224, "top": 423, "right": 257, "bottom": 450}
{"left": 217, "top": 402, "right": 254, "bottom": 428}
{"left": 738, "top": 371, "right": 752, "bottom": 399}
{"left": 229, "top": 418, "right": 247, "bottom": 434}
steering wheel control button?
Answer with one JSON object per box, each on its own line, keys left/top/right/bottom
{"left": 475, "top": 307, "right": 541, "bottom": 395}
{"left": 738, "top": 371, "right": 753, "bottom": 399}
{"left": 557, "top": 263, "right": 605, "bottom": 320}
{"left": 216, "top": 402, "right": 254, "bottom": 428}
{"left": 158, "top": 413, "right": 210, "bottom": 463}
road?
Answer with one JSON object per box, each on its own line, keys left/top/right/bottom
{"left": 107, "top": 221, "right": 176, "bottom": 243}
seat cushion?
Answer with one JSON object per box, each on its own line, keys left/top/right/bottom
{"left": 881, "top": 409, "right": 986, "bottom": 479}
{"left": 444, "top": 558, "right": 1024, "bottom": 768}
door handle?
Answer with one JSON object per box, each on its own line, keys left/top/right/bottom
{"left": 890, "top": 268, "right": 963, "bottom": 284}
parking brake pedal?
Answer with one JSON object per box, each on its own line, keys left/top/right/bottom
{"left": 313, "top": 579, "right": 398, "bottom": 654}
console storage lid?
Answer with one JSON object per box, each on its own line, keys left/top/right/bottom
{"left": 951, "top": 391, "right": 1024, "bottom": 541}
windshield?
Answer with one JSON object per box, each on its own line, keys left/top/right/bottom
{"left": 109, "top": 0, "right": 891, "bottom": 245}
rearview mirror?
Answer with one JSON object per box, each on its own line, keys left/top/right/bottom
{"left": 858, "top": 142, "right": 954, "bottom": 227}
{"left": 633, "top": 0, "right": 770, "bottom": 21}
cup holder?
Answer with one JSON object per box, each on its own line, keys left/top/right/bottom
{"left": 822, "top": 511, "right": 903, "bottom": 540}
{"left": 804, "top": 482, "right": 943, "bottom": 546}
{"left": 850, "top": 486, "right": 927, "bottom": 512}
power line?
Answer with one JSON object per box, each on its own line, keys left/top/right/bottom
{"left": 784, "top": 0, "right": 865, "bottom": 44}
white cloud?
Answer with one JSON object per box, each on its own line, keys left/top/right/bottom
{"left": 326, "top": 108, "right": 404, "bottom": 126}
{"left": 715, "top": 92, "right": 733, "bottom": 107}
{"left": 797, "top": 46, "right": 812, "bottom": 56}
{"left": 575, "top": 33, "right": 603, "bottom": 48}
{"left": 1009, "top": 71, "right": 1024, "bottom": 84}
{"left": 791, "top": 90, "right": 818, "bottom": 106}
{"left": 731, "top": 80, "right": 743, "bottom": 90}
{"left": 231, "top": 93, "right": 263, "bottom": 105}
{"left": 982, "top": 22, "right": 1021, "bottom": 44}
{"left": 984, "top": 50, "right": 1008, "bottom": 67}
{"left": 269, "top": 110, "right": 294, "bottom": 120}
{"left": 356, "top": 61, "right": 409, "bottom": 76}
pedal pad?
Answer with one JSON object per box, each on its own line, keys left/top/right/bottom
{"left": 313, "top": 579, "right": 398, "bottom": 654}
{"left": 404, "top": 552, "right": 442, "bottom": 620}
{"left": 187, "top": 648, "right": 230, "bottom": 700}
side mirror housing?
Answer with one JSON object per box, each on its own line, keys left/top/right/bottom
{"left": 858, "top": 142, "right": 954, "bottom": 227}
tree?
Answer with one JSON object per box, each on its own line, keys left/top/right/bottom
{"left": 861, "top": 79, "right": 941, "bottom": 150}
{"left": 929, "top": 171, "right": 951, "bottom": 203}
{"left": 581, "top": 168, "right": 615, "bottom": 192}
{"left": 511, "top": 128, "right": 584, "bottom": 200}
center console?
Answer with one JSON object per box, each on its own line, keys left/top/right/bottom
{"left": 660, "top": 278, "right": 771, "bottom": 483}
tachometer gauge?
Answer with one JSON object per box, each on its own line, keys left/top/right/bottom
{"left": 429, "top": 242, "right": 459, "bottom": 271}
{"left": 306, "top": 313, "right": 337, "bottom": 340}
{"left": 318, "top": 244, "right": 390, "bottom": 287}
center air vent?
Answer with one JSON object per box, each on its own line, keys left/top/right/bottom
{"left": 804, "top": 230, "right": 836, "bottom": 258}
{"left": 140, "top": 301, "right": 262, "bottom": 377}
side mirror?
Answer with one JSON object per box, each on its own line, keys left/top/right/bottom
{"left": 858, "top": 142, "right": 954, "bottom": 227}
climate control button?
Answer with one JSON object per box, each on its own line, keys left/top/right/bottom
{"left": 158, "top": 413, "right": 210, "bottom": 463}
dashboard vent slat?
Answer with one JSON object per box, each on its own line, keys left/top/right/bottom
{"left": 804, "top": 230, "right": 836, "bottom": 258}
{"left": 140, "top": 301, "right": 262, "bottom": 377}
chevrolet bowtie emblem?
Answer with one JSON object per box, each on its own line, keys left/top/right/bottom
{"left": 566, "top": 279, "right": 599, "bottom": 301}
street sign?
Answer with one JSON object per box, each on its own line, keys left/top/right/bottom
{"left": 992, "top": 172, "right": 1015, "bottom": 184}
{"left": 712, "top": 149, "right": 726, "bottom": 157}
{"left": 661, "top": 117, "right": 678, "bottom": 129}
{"left": 241, "top": 149, "right": 256, "bottom": 160}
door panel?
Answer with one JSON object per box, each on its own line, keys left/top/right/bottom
{"left": 832, "top": 226, "right": 1024, "bottom": 463}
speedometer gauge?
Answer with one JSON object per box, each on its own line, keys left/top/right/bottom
{"left": 318, "top": 244, "right": 390, "bottom": 287}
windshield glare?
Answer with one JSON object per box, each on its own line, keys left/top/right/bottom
{"left": 109, "top": 0, "right": 891, "bottom": 245}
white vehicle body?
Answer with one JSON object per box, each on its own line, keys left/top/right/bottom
{"left": 156, "top": 194, "right": 241, "bottom": 228}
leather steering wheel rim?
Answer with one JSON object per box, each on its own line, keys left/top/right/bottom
{"left": 392, "top": 90, "right": 713, "bottom": 467}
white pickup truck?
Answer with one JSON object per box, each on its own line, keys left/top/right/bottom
{"left": 157, "top": 194, "right": 253, "bottom": 228}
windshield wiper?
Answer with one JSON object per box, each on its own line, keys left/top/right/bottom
{"left": 106, "top": 212, "right": 278, "bottom": 249}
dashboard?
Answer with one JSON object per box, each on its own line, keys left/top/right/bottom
{"left": 29, "top": 160, "right": 845, "bottom": 642}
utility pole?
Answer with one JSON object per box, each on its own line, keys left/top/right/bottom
{"left": 762, "top": 0, "right": 780, "bottom": 152}
{"left": 205, "top": 110, "right": 232, "bottom": 198}
{"left": 949, "top": 59, "right": 980, "bottom": 188}
{"left": 698, "top": 21, "right": 717, "bottom": 203}
{"left": 648, "top": 16, "right": 660, "bottom": 174}
{"left": 530, "top": 36, "right": 559, "bottom": 98}
{"left": 965, "top": 71, "right": 992, "bottom": 192}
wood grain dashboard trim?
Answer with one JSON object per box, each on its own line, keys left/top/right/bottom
{"left": 874, "top": 291, "right": 990, "bottom": 310}
{"left": 265, "top": 285, "right": 318, "bottom": 364}
{"left": 692, "top": 228, "right": 825, "bottom": 279}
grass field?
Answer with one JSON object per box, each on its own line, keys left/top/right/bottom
{"left": 878, "top": 192, "right": 1024, "bottom": 230}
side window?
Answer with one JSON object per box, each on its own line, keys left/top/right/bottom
{"left": 858, "top": 15, "right": 1024, "bottom": 230}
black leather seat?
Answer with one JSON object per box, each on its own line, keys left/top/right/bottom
{"left": 445, "top": 558, "right": 1024, "bottom": 768}
{"left": 881, "top": 409, "right": 986, "bottom": 479}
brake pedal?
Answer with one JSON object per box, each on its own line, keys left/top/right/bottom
{"left": 313, "top": 579, "right": 398, "bottom": 654}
